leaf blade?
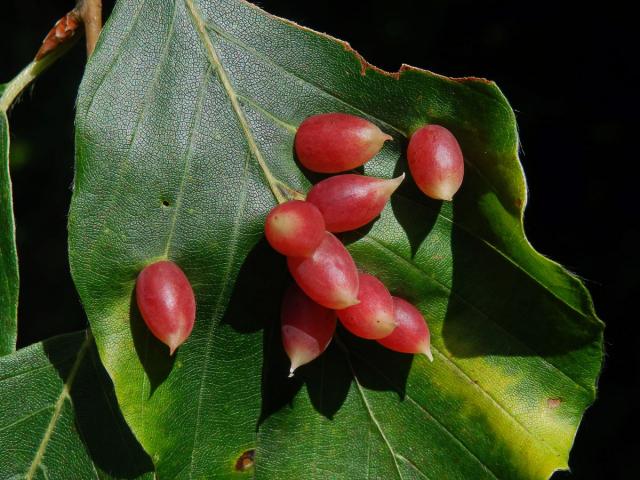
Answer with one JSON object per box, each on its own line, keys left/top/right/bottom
{"left": 69, "top": 1, "right": 603, "bottom": 478}
{"left": 0, "top": 330, "right": 154, "bottom": 479}
{"left": 0, "top": 108, "right": 18, "bottom": 356}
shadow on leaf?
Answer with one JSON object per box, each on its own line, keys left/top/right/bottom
{"left": 221, "top": 239, "right": 413, "bottom": 425}
{"left": 130, "top": 292, "right": 175, "bottom": 395}
{"left": 442, "top": 177, "right": 602, "bottom": 358}
{"left": 338, "top": 329, "right": 413, "bottom": 401}
{"left": 391, "top": 153, "right": 442, "bottom": 258}
{"left": 223, "top": 239, "right": 288, "bottom": 334}
{"left": 44, "top": 336, "right": 154, "bottom": 479}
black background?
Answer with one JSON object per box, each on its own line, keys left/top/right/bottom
{"left": 2, "top": 0, "right": 637, "bottom": 478}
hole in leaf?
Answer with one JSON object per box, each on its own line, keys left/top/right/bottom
{"left": 161, "top": 199, "right": 170, "bottom": 207}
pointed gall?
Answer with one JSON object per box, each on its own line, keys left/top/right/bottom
{"left": 307, "top": 174, "right": 404, "bottom": 232}
{"left": 377, "top": 297, "right": 432, "bottom": 359}
{"left": 281, "top": 284, "right": 337, "bottom": 376}
{"left": 136, "top": 261, "right": 196, "bottom": 355}
{"left": 295, "top": 112, "right": 392, "bottom": 173}
{"left": 287, "top": 232, "right": 360, "bottom": 309}
{"left": 337, "top": 273, "right": 396, "bottom": 339}
{"left": 407, "top": 124, "right": 464, "bottom": 201}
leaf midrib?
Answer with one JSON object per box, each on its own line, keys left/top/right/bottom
{"left": 185, "top": 0, "right": 287, "bottom": 204}
{"left": 25, "top": 334, "right": 92, "bottom": 480}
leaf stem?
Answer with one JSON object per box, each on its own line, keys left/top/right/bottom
{"left": 1, "top": 22, "right": 80, "bottom": 113}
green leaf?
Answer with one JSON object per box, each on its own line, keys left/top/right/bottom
{"left": 0, "top": 330, "right": 154, "bottom": 479}
{"left": 1, "top": 43, "right": 82, "bottom": 356}
{"left": 69, "top": 0, "right": 604, "bottom": 478}
{"left": 0, "top": 104, "right": 19, "bottom": 356}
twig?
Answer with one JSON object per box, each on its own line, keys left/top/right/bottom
{"left": 35, "top": 0, "right": 103, "bottom": 60}
{"left": 1, "top": 8, "right": 82, "bottom": 112}
{"left": 75, "top": 0, "right": 103, "bottom": 57}
{"left": 0, "top": 0, "right": 102, "bottom": 113}
{"left": 0, "top": 38, "right": 78, "bottom": 113}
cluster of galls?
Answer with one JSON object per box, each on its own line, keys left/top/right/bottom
{"left": 268, "top": 112, "right": 465, "bottom": 375}
{"left": 133, "top": 113, "right": 464, "bottom": 372}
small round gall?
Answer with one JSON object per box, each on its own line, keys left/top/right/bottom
{"left": 265, "top": 200, "right": 325, "bottom": 257}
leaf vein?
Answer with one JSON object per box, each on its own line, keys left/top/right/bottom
{"left": 0, "top": 404, "right": 54, "bottom": 434}
{"left": 344, "top": 350, "right": 404, "bottom": 480}
{"left": 203, "top": 18, "right": 405, "bottom": 137}
{"left": 163, "top": 65, "right": 212, "bottom": 258}
{"left": 347, "top": 347, "right": 499, "bottom": 479}
{"left": 433, "top": 346, "right": 564, "bottom": 457}
{"left": 82, "top": 0, "right": 148, "bottom": 120}
{"left": 0, "top": 359, "right": 73, "bottom": 383}
{"left": 80, "top": 0, "right": 179, "bottom": 287}
{"left": 25, "top": 334, "right": 92, "bottom": 480}
{"left": 185, "top": 0, "right": 286, "bottom": 203}
{"left": 237, "top": 94, "right": 297, "bottom": 134}
{"left": 186, "top": 152, "right": 251, "bottom": 478}
{"left": 395, "top": 453, "right": 432, "bottom": 480}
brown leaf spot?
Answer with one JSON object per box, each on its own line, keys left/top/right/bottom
{"left": 547, "top": 397, "right": 563, "bottom": 409}
{"left": 235, "top": 449, "right": 255, "bottom": 472}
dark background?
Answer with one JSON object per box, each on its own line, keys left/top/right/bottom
{"left": 2, "top": 0, "right": 637, "bottom": 478}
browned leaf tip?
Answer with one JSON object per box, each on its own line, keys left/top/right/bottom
{"left": 35, "top": 10, "right": 83, "bottom": 61}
